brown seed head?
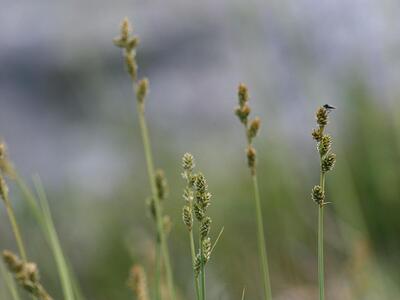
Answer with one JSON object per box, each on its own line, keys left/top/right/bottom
{"left": 238, "top": 83, "right": 249, "bottom": 106}
{"left": 316, "top": 106, "right": 328, "bottom": 126}
{"left": 136, "top": 78, "right": 149, "bottom": 104}
{"left": 248, "top": 117, "right": 261, "bottom": 140}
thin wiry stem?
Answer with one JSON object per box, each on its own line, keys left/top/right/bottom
{"left": 252, "top": 174, "right": 272, "bottom": 300}
{"left": 189, "top": 232, "right": 201, "bottom": 300}
{"left": 199, "top": 235, "right": 206, "bottom": 300}
{"left": 154, "top": 239, "right": 161, "bottom": 300}
{"left": 318, "top": 172, "right": 326, "bottom": 300}
{"left": 136, "top": 100, "right": 176, "bottom": 300}
{"left": 3, "top": 195, "right": 27, "bottom": 262}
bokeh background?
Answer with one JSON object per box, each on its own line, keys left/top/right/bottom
{"left": 1, "top": 0, "right": 400, "bottom": 299}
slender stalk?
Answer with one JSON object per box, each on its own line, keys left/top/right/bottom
{"left": 252, "top": 175, "right": 272, "bottom": 300}
{"left": 318, "top": 172, "right": 326, "bottom": 300}
{"left": 3, "top": 195, "right": 27, "bottom": 262}
{"left": 189, "top": 231, "right": 201, "bottom": 300}
{"left": 199, "top": 235, "right": 206, "bottom": 300}
{"left": 137, "top": 101, "right": 176, "bottom": 300}
{"left": 154, "top": 239, "right": 161, "bottom": 300}
{"left": 201, "top": 263, "right": 206, "bottom": 300}
{"left": 235, "top": 84, "right": 272, "bottom": 300}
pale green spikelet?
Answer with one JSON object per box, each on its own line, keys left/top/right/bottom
{"left": 321, "top": 153, "right": 336, "bottom": 173}
{"left": 200, "top": 217, "right": 212, "bottom": 239}
{"left": 182, "top": 205, "right": 193, "bottom": 231}
{"left": 318, "top": 135, "right": 332, "bottom": 156}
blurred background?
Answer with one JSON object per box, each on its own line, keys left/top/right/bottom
{"left": 1, "top": 0, "right": 400, "bottom": 299}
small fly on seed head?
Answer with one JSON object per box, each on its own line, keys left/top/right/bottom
{"left": 323, "top": 104, "right": 336, "bottom": 112}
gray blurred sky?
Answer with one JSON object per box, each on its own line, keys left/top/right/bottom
{"left": 1, "top": 0, "right": 400, "bottom": 192}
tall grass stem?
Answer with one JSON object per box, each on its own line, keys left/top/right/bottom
{"left": 252, "top": 175, "right": 272, "bottom": 300}
{"left": 136, "top": 101, "right": 176, "bottom": 300}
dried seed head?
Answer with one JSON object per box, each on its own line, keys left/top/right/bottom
{"left": 248, "top": 117, "right": 261, "bottom": 140}
{"left": 126, "top": 37, "right": 139, "bottom": 52}
{"left": 136, "top": 78, "right": 149, "bottom": 104}
{"left": 238, "top": 83, "right": 249, "bottom": 106}
{"left": 155, "top": 169, "right": 168, "bottom": 201}
{"left": 113, "top": 18, "right": 139, "bottom": 50}
{"left": 3, "top": 250, "right": 52, "bottom": 300}
{"left": 311, "top": 185, "right": 325, "bottom": 205}
{"left": 312, "top": 128, "right": 323, "bottom": 142}
{"left": 316, "top": 106, "right": 328, "bottom": 126}
{"left": 202, "top": 237, "right": 212, "bottom": 263}
{"left": 128, "top": 265, "right": 149, "bottom": 300}
{"left": 120, "top": 18, "right": 131, "bottom": 42}
{"left": 235, "top": 105, "right": 251, "bottom": 124}
{"left": 3, "top": 250, "right": 23, "bottom": 273}
{"left": 182, "top": 153, "right": 195, "bottom": 172}
{"left": 322, "top": 153, "right": 336, "bottom": 173}
{"left": 246, "top": 146, "right": 256, "bottom": 174}
{"left": 318, "top": 135, "right": 332, "bottom": 156}
{"left": 182, "top": 205, "right": 193, "bottom": 231}
{"left": 200, "top": 217, "right": 212, "bottom": 239}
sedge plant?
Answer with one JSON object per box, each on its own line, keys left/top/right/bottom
{"left": 234, "top": 84, "right": 272, "bottom": 300}
{"left": 181, "top": 153, "right": 223, "bottom": 300}
{"left": 311, "top": 105, "right": 337, "bottom": 300}
{"left": 113, "top": 18, "right": 176, "bottom": 300}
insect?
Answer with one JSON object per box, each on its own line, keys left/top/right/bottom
{"left": 323, "top": 104, "right": 336, "bottom": 112}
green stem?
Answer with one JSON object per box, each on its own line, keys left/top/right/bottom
{"left": 199, "top": 235, "right": 206, "bottom": 300}
{"left": 4, "top": 196, "right": 27, "bottom": 261}
{"left": 318, "top": 173, "right": 326, "bottom": 300}
{"left": 136, "top": 101, "right": 176, "bottom": 300}
{"left": 252, "top": 174, "right": 272, "bottom": 300}
{"left": 154, "top": 239, "right": 162, "bottom": 300}
{"left": 189, "top": 232, "right": 201, "bottom": 300}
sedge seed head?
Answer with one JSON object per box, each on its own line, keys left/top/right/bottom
{"left": 318, "top": 135, "right": 332, "bottom": 156}
{"left": 235, "top": 104, "right": 251, "bottom": 124}
{"left": 182, "top": 205, "right": 193, "bottom": 231}
{"left": 316, "top": 106, "right": 328, "bottom": 127}
{"left": 322, "top": 153, "right": 336, "bottom": 173}
{"left": 194, "top": 173, "right": 207, "bottom": 194}
{"left": 182, "top": 153, "right": 195, "bottom": 172}
{"left": 125, "top": 52, "right": 137, "bottom": 80}
{"left": 136, "top": 78, "right": 149, "bottom": 104}
{"left": 202, "top": 237, "right": 212, "bottom": 263}
{"left": 248, "top": 117, "right": 261, "bottom": 140}
{"left": 311, "top": 185, "right": 325, "bottom": 205}
{"left": 246, "top": 146, "right": 257, "bottom": 174}
{"left": 311, "top": 128, "right": 323, "bottom": 142}
{"left": 155, "top": 169, "right": 168, "bottom": 201}
{"left": 200, "top": 217, "right": 212, "bottom": 239}
{"left": 128, "top": 265, "right": 149, "bottom": 300}
{"left": 238, "top": 83, "right": 249, "bottom": 106}
{"left": 194, "top": 202, "right": 205, "bottom": 222}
